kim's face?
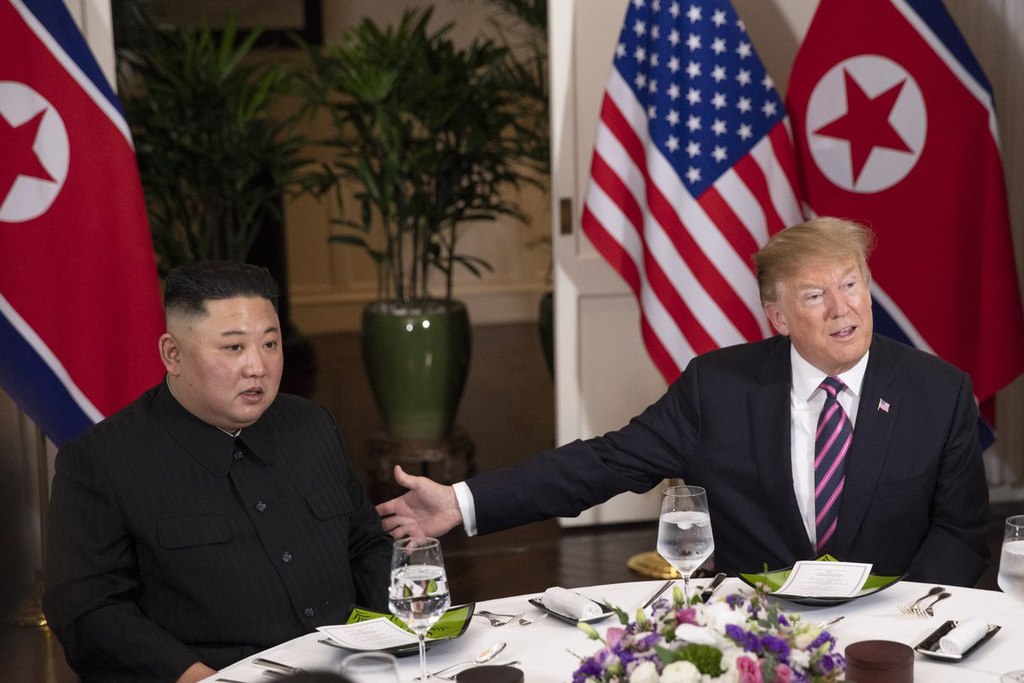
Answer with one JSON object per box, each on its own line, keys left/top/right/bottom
{"left": 161, "top": 296, "right": 282, "bottom": 431}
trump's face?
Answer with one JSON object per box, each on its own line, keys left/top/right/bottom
{"left": 160, "top": 296, "right": 283, "bottom": 431}
{"left": 763, "top": 257, "right": 873, "bottom": 376}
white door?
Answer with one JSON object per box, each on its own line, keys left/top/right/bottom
{"left": 549, "top": 0, "right": 667, "bottom": 526}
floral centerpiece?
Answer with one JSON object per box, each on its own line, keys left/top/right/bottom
{"left": 573, "top": 585, "right": 846, "bottom": 683}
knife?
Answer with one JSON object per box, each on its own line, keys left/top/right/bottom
{"left": 699, "top": 572, "right": 727, "bottom": 603}
{"left": 252, "top": 657, "right": 302, "bottom": 675}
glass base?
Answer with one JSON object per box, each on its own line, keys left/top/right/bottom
{"left": 1001, "top": 671, "right": 1024, "bottom": 683}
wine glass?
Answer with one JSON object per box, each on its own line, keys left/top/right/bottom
{"left": 339, "top": 652, "right": 400, "bottom": 683}
{"left": 998, "top": 515, "right": 1024, "bottom": 683}
{"left": 656, "top": 485, "right": 714, "bottom": 605}
{"left": 389, "top": 537, "right": 451, "bottom": 681}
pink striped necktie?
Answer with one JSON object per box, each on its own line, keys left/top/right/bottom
{"left": 814, "top": 376, "right": 853, "bottom": 553}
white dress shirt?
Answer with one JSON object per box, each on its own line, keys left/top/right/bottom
{"left": 455, "top": 348, "right": 871, "bottom": 541}
{"left": 789, "top": 347, "right": 868, "bottom": 546}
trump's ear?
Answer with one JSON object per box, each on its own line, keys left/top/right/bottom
{"left": 764, "top": 302, "right": 789, "bottom": 336}
{"left": 159, "top": 333, "right": 181, "bottom": 375}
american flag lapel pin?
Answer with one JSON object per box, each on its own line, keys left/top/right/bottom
{"left": 877, "top": 398, "right": 890, "bottom": 413}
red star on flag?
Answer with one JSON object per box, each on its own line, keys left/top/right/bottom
{"left": 813, "top": 70, "right": 912, "bottom": 184}
{"left": 0, "top": 110, "right": 55, "bottom": 203}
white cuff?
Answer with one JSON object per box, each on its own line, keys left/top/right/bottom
{"left": 452, "top": 481, "right": 478, "bottom": 537}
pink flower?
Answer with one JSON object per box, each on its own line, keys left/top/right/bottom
{"left": 675, "top": 607, "right": 699, "bottom": 625}
{"left": 606, "top": 627, "right": 627, "bottom": 649}
{"left": 736, "top": 656, "right": 763, "bottom": 683}
{"left": 774, "top": 663, "right": 794, "bottom": 683}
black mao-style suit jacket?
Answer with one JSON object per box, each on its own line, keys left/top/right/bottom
{"left": 43, "top": 382, "right": 393, "bottom": 682}
{"left": 467, "top": 334, "right": 990, "bottom": 586}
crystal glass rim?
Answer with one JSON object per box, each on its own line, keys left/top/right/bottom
{"left": 340, "top": 651, "right": 400, "bottom": 671}
{"left": 393, "top": 536, "right": 441, "bottom": 550}
{"left": 1006, "top": 515, "right": 1024, "bottom": 530}
{"left": 662, "top": 484, "right": 707, "bottom": 498}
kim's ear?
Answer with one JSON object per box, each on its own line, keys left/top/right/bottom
{"left": 764, "top": 303, "right": 789, "bottom": 336}
{"left": 159, "top": 333, "right": 182, "bottom": 375}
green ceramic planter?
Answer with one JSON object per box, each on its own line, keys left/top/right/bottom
{"left": 361, "top": 299, "right": 471, "bottom": 440}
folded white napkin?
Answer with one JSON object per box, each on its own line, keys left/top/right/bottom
{"left": 543, "top": 586, "right": 602, "bottom": 620}
{"left": 938, "top": 618, "right": 988, "bottom": 656}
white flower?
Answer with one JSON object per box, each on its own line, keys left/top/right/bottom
{"left": 699, "top": 601, "right": 747, "bottom": 631}
{"left": 660, "top": 660, "right": 702, "bottom": 683}
{"left": 674, "top": 622, "right": 718, "bottom": 646}
{"left": 630, "top": 661, "right": 660, "bottom": 683}
{"left": 788, "top": 648, "right": 811, "bottom": 670}
{"left": 792, "top": 625, "right": 819, "bottom": 650}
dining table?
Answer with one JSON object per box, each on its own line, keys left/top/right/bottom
{"left": 202, "top": 577, "right": 1024, "bottom": 682}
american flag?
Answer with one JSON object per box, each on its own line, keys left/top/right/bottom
{"left": 581, "top": 0, "right": 803, "bottom": 383}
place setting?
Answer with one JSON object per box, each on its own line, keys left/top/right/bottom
{"left": 210, "top": 503, "right": 1024, "bottom": 683}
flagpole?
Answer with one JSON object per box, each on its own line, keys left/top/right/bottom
{"left": 10, "top": 416, "right": 48, "bottom": 628}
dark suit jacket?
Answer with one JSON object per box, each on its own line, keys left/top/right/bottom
{"left": 43, "top": 382, "right": 393, "bottom": 682}
{"left": 468, "top": 334, "right": 989, "bottom": 586}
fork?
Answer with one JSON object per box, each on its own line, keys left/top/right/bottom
{"left": 518, "top": 612, "right": 548, "bottom": 626}
{"left": 897, "top": 586, "right": 944, "bottom": 615}
{"left": 475, "top": 610, "right": 522, "bottom": 626}
{"left": 917, "top": 591, "right": 952, "bottom": 617}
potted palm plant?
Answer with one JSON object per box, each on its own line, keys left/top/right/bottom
{"left": 118, "top": 13, "right": 310, "bottom": 273}
{"left": 301, "top": 7, "right": 535, "bottom": 440}
{"left": 117, "top": 11, "right": 317, "bottom": 393}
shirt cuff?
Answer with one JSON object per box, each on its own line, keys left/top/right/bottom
{"left": 452, "top": 481, "right": 478, "bottom": 537}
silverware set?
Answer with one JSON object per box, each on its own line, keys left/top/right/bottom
{"left": 642, "top": 572, "right": 727, "bottom": 609}
{"left": 475, "top": 609, "right": 539, "bottom": 626}
{"left": 415, "top": 643, "right": 507, "bottom": 680}
{"left": 898, "top": 585, "right": 951, "bottom": 617}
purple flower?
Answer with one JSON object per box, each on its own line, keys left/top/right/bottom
{"left": 726, "top": 624, "right": 763, "bottom": 653}
{"left": 809, "top": 631, "right": 837, "bottom": 650}
{"left": 760, "top": 634, "right": 790, "bottom": 660}
{"left": 573, "top": 656, "right": 603, "bottom": 681}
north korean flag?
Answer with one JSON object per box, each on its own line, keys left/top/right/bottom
{"left": 0, "top": 0, "right": 164, "bottom": 445}
{"left": 786, "top": 0, "right": 1024, "bottom": 420}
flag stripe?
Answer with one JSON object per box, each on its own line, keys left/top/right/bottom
{"left": 0, "top": 301, "right": 97, "bottom": 444}
{"left": 787, "top": 0, "right": 1024, "bottom": 415}
{"left": 1, "top": 0, "right": 164, "bottom": 444}
{"left": 13, "top": 0, "right": 132, "bottom": 146}
{"left": 582, "top": 0, "right": 803, "bottom": 382}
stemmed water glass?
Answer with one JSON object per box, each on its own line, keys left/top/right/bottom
{"left": 389, "top": 537, "right": 451, "bottom": 681}
{"left": 656, "top": 485, "right": 714, "bottom": 605}
{"left": 998, "top": 515, "right": 1024, "bottom": 683}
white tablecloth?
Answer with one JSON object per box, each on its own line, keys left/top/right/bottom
{"left": 203, "top": 578, "right": 1024, "bottom": 682}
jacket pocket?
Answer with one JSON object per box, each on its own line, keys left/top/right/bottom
{"left": 305, "top": 486, "right": 353, "bottom": 520}
{"left": 158, "top": 514, "right": 233, "bottom": 548}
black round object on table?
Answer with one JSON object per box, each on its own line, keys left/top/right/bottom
{"left": 455, "top": 664, "right": 524, "bottom": 683}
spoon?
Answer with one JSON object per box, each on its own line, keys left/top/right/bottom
{"left": 416, "top": 642, "right": 507, "bottom": 680}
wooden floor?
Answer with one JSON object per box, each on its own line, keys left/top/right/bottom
{"left": 3, "top": 322, "right": 1019, "bottom": 681}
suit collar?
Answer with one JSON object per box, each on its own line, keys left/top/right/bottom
{"left": 153, "top": 380, "right": 275, "bottom": 476}
{"left": 751, "top": 337, "right": 816, "bottom": 559}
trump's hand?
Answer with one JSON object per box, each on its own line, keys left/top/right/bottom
{"left": 375, "top": 465, "right": 462, "bottom": 539}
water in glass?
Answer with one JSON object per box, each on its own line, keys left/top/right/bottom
{"left": 389, "top": 537, "right": 451, "bottom": 681}
{"left": 998, "top": 516, "right": 1024, "bottom": 604}
{"left": 998, "top": 515, "right": 1024, "bottom": 683}
{"left": 656, "top": 485, "right": 714, "bottom": 604}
